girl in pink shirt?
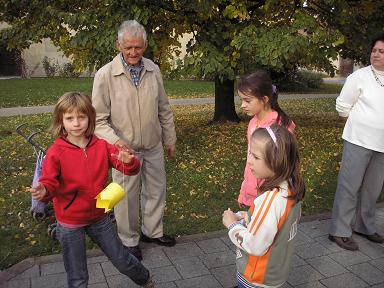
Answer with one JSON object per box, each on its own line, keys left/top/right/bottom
{"left": 238, "top": 70, "right": 295, "bottom": 207}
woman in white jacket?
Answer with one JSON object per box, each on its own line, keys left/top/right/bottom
{"left": 329, "top": 33, "right": 384, "bottom": 251}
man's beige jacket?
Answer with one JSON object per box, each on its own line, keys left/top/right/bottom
{"left": 92, "top": 55, "right": 176, "bottom": 150}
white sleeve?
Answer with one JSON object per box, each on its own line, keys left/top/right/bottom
{"left": 228, "top": 190, "right": 287, "bottom": 256}
{"left": 335, "top": 73, "right": 361, "bottom": 118}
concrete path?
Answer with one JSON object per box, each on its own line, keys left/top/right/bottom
{"left": 0, "top": 94, "right": 338, "bottom": 117}
{"left": 1, "top": 208, "right": 384, "bottom": 288}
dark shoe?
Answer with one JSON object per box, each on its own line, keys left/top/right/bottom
{"left": 329, "top": 235, "right": 359, "bottom": 251}
{"left": 140, "top": 232, "right": 176, "bottom": 247}
{"left": 354, "top": 231, "right": 384, "bottom": 243}
{"left": 142, "top": 275, "right": 155, "bottom": 288}
{"left": 126, "top": 245, "right": 143, "bottom": 261}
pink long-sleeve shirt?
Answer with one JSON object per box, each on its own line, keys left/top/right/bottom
{"left": 238, "top": 112, "right": 295, "bottom": 206}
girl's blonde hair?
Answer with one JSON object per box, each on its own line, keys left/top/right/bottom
{"left": 51, "top": 92, "right": 96, "bottom": 138}
{"left": 251, "top": 124, "right": 305, "bottom": 202}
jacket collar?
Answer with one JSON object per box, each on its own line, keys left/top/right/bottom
{"left": 111, "top": 54, "right": 154, "bottom": 77}
{"left": 57, "top": 135, "right": 95, "bottom": 149}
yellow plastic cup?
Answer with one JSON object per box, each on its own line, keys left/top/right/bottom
{"left": 95, "top": 182, "right": 125, "bottom": 213}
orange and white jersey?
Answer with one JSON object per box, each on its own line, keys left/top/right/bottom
{"left": 228, "top": 181, "right": 301, "bottom": 287}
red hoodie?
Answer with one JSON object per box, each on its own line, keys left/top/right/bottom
{"left": 39, "top": 136, "right": 140, "bottom": 225}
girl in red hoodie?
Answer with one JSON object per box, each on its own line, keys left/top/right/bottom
{"left": 30, "top": 92, "right": 154, "bottom": 288}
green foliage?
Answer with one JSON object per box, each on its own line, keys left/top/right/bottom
{"left": 297, "top": 70, "right": 324, "bottom": 88}
{"left": 58, "top": 63, "right": 81, "bottom": 78}
{"left": 3, "top": 0, "right": 380, "bottom": 121}
{"left": 41, "top": 58, "right": 81, "bottom": 78}
{"left": 42, "top": 56, "right": 59, "bottom": 78}
{"left": 1, "top": 1, "right": 383, "bottom": 79}
{"left": 0, "top": 0, "right": 185, "bottom": 73}
{"left": 177, "top": 0, "right": 343, "bottom": 81}
{"left": 305, "top": 1, "right": 384, "bottom": 65}
{"left": 0, "top": 1, "right": 343, "bottom": 78}
{"left": 274, "top": 69, "right": 325, "bottom": 91}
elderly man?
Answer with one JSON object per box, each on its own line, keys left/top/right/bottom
{"left": 92, "top": 20, "right": 177, "bottom": 260}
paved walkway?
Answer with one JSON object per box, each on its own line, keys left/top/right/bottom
{"left": 1, "top": 208, "right": 384, "bottom": 288}
{"left": 0, "top": 94, "right": 339, "bottom": 117}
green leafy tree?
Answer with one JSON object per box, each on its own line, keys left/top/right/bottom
{"left": 305, "top": 0, "right": 384, "bottom": 65}
{"left": 2, "top": 1, "right": 381, "bottom": 122}
{"left": 0, "top": 1, "right": 182, "bottom": 72}
{"left": 172, "top": 0, "right": 343, "bottom": 122}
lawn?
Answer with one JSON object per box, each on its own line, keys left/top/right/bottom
{"left": 0, "top": 96, "right": 347, "bottom": 270}
{"left": 0, "top": 77, "right": 342, "bottom": 108}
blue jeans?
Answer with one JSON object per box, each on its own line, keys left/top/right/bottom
{"left": 56, "top": 216, "right": 149, "bottom": 288}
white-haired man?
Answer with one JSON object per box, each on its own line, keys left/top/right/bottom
{"left": 92, "top": 20, "right": 177, "bottom": 260}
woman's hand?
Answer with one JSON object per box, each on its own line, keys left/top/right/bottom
{"left": 29, "top": 182, "right": 47, "bottom": 201}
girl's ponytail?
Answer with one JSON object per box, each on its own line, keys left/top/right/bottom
{"left": 269, "top": 86, "right": 292, "bottom": 128}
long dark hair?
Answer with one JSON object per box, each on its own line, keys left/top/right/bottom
{"left": 237, "top": 70, "right": 292, "bottom": 128}
{"left": 251, "top": 124, "right": 305, "bottom": 202}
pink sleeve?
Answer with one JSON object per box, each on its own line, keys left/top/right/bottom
{"left": 238, "top": 118, "right": 261, "bottom": 206}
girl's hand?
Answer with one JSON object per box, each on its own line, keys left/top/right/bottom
{"left": 112, "top": 150, "right": 134, "bottom": 164}
{"left": 222, "top": 208, "right": 238, "bottom": 228}
{"left": 29, "top": 182, "right": 47, "bottom": 201}
{"left": 238, "top": 202, "right": 247, "bottom": 209}
{"left": 235, "top": 211, "right": 247, "bottom": 220}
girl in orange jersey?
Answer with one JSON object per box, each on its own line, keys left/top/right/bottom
{"left": 223, "top": 124, "right": 305, "bottom": 288}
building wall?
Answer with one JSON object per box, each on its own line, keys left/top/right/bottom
{"left": 1, "top": 22, "right": 71, "bottom": 77}
{"left": 22, "top": 39, "right": 70, "bottom": 77}
{"left": 169, "top": 32, "right": 192, "bottom": 68}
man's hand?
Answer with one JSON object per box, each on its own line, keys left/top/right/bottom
{"left": 114, "top": 139, "right": 132, "bottom": 152}
{"left": 166, "top": 144, "right": 176, "bottom": 159}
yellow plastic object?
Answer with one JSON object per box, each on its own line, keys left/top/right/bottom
{"left": 95, "top": 183, "right": 125, "bottom": 212}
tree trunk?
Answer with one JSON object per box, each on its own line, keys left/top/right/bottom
{"left": 212, "top": 77, "right": 240, "bottom": 123}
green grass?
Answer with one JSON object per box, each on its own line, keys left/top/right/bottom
{"left": 0, "top": 97, "right": 347, "bottom": 269}
{"left": 282, "top": 83, "right": 342, "bottom": 94}
{"left": 0, "top": 78, "right": 341, "bottom": 108}
{"left": 0, "top": 78, "right": 94, "bottom": 108}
